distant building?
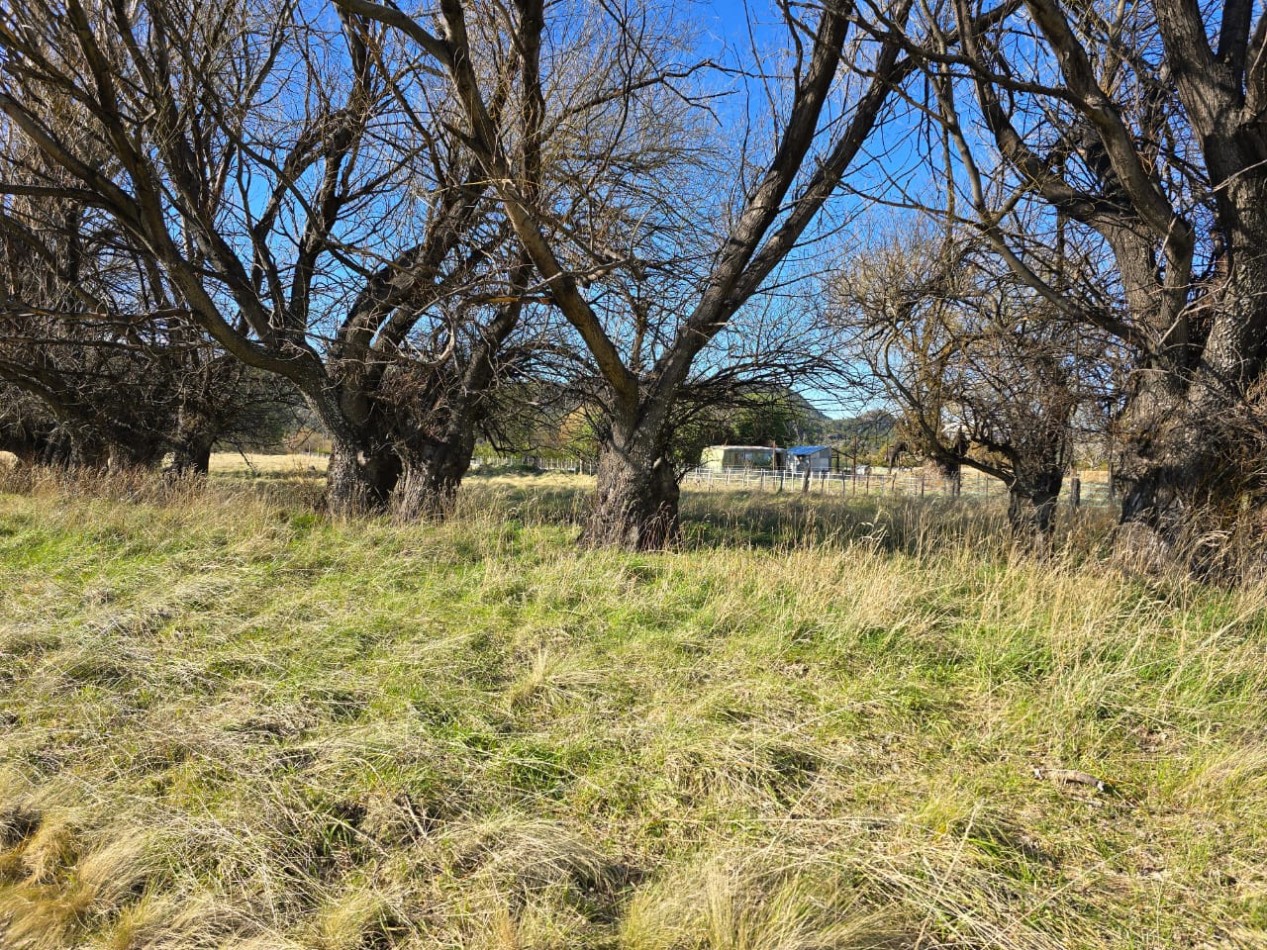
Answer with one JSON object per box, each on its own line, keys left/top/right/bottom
{"left": 699, "top": 445, "right": 784, "bottom": 471}
{"left": 787, "top": 445, "right": 833, "bottom": 473}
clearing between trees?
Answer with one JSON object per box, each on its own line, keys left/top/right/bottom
{"left": 1, "top": 467, "right": 1265, "bottom": 948}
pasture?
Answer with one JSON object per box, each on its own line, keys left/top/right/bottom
{"left": 1, "top": 462, "right": 1265, "bottom": 948}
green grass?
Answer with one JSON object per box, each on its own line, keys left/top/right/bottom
{"left": 1, "top": 466, "right": 1266, "bottom": 948}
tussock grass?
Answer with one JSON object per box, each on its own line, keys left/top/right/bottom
{"left": 1, "top": 466, "right": 1266, "bottom": 947}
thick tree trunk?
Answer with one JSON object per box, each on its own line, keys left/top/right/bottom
{"left": 297, "top": 381, "right": 402, "bottom": 516}
{"left": 1116, "top": 160, "right": 1267, "bottom": 562}
{"left": 6, "top": 424, "right": 99, "bottom": 469}
{"left": 2, "top": 428, "right": 46, "bottom": 467}
{"left": 1115, "top": 328, "right": 1262, "bottom": 556}
{"left": 169, "top": 436, "right": 214, "bottom": 476}
{"left": 105, "top": 435, "right": 165, "bottom": 472}
{"left": 6, "top": 442, "right": 40, "bottom": 468}
{"left": 581, "top": 416, "right": 680, "bottom": 551}
{"left": 1006, "top": 470, "right": 1062, "bottom": 544}
{"left": 1115, "top": 394, "right": 1246, "bottom": 571}
{"left": 68, "top": 434, "right": 109, "bottom": 469}
{"left": 168, "top": 405, "right": 217, "bottom": 476}
{"left": 392, "top": 434, "right": 476, "bottom": 521}
{"left": 326, "top": 439, "right": 402, "bottom": 516}
{"left": 1117, "top": 408, "right": 1206, "bottom": 530}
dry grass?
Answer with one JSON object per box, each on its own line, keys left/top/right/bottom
{"left": 1, "top": 466, "right": 1266, "bottom": 948}
{"left": 210, "top": 451, "right": 330, "bottom": 477}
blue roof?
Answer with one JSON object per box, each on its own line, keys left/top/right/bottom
{"left": 788, "top": 445, "right": 830, "bottom": 456}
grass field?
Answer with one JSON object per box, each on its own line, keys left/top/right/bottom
{"left": 2, "top": 462, "right": 1266, "bottom": 948}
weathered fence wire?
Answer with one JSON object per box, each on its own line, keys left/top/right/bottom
{"left": 472, "top": 457, "right": 1116, "bottom": 508}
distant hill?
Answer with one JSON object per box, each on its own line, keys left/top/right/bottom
{"left": 805, "top": 408, "right": 897, "bottom": 460}
{"left": 782, "top": 392, "right": 832, "bottom": 441}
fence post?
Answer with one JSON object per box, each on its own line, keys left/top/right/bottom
{"left": 802, "top": 468, "right": 810, "bottom": 494}
{"left": 920, "top": 472, "right": 926, "bottom": 498}
{"left": 1070, "top": 475, "right": 1081, "bottom": 510}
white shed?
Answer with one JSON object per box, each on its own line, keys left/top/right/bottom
{"left": 787, "top": 445, "right": 832, "bottom": 473}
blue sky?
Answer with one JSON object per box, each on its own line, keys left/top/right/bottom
{"left": 684, "top": 0, "right": 927, "bottom": 418}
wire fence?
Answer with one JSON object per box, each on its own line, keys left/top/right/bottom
{"left": 679, "top": 466, "right": 1116, "bottom": 507}
{"left": 473, "top": 455, "right": 1118, "bottom": 509}
{"left": 473, "top": 455, "right": 598, "bottom": 475}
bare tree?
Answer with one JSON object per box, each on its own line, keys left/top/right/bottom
{"left": 833, "top": 227, "right": 1113, "bottom": 539}
{"left": 343, "top": 0, "right": 916, "bottom": 548}
{"left": 0, "top": 383, "right": 79, "bottom": 466}
{"left": 0, "top": 129, "right": 301, "bottom": 474}
{"left": 901, "top": 0, "right": 1267, "bottom": 554}
{"left": 0, "top": 0, "right": 538, "bottom": 514}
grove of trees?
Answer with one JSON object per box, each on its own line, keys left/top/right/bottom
{"left": 1, "top": 0, "right": 1265, "bottom": 565}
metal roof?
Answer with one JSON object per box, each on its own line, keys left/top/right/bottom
{"left": 788, "top": 445, "right": 830, "bottom": 456}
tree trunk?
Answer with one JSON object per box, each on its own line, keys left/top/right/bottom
{"left": 169, "top": 436, "right": 214, "bottom": 476}
{"left": 7, "top": 441, "right": 40, "bottom": 468}
{"left": 1117, "top": 419, "right": 1201, "bottom": 530}
{"left": 1007, "top": 470, "right": 1062, "bottom": 545}
{"left": 168, "top": 404, "right": 218, "bottom": 476}
{"left": 2, "top": 427, "right": 46, "bottom": 467}
{"left": 105, "top": 435, "right": 165, "bottom": 472}
{"left": 392, "top": 436, "right": 477, "bottom": 520}
{"left": 1115, "top": 394, "right": 1247, "bottom": 572}
{"left": 326, "top": 439, "right": 402, "bottom": 516}
{"left": 297, "top": 380, "right": 402, "bottom": 516}
{"left": 1114, "top": 331, "right": 1261, "bottom": 557}
{"left": 9, "top": 424, "right": 99, "bottom": 469}
{"left": 581, "top": 415, "right": 680, "bottom": 550}
{"left": 1115, "top": 156, "right": 1267, "bottom": 563}
{"left": 68, "top": 434, "right": 109, "bottom": 469}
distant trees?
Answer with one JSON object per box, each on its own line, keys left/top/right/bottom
{"left": 667, "top": 390, "right": 829, "bottom": 470}
{"left": 0, "top": 305, "right": 302, "bottom": 475}
{"left": 0, "top": 133, "right": 296, "bottom": 472}
{"left": 0, "top": 384, "right": 67, "bottom": 466}
{"left": 833, "top": 230, "right": 1113, "bottom": 538}
{"left": 702, "top": 393, "right": 820, "bottom": 454}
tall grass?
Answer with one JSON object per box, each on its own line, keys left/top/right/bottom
{"left": 1, "top": 466, "right": 1265, "bottom": 947}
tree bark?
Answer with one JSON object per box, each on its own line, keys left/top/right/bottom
{"left": 1114, "top": 378, "right": 1250, "bottom": 572}
{"left": 1, "top": 425, "right": 49, "bottom": 467}
{"left": 62, "top": 431, "right": 106, "bottom": 469}
{"left": 581, "top": 414, "right": 681, "bottom": 551}
{"left": 1007, "top": 470, "right": 1062, "bottom": 543}
{"left": 381, "top": 291, "right": 524, "bottom": 521}
{"left": 169, "top": 436, "right": 214, "bottom": 477}
{"left": 392, "top": 436, "right": 476, "bottom": 520}
{"left": 105, "top": 435, "right": 165, "bottom": 472}
{"left": 1115, "top": 176, "right": 1267, "bottom": 550}
{"left": 326, "top": 438, "right": 402, "bottom": 516}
